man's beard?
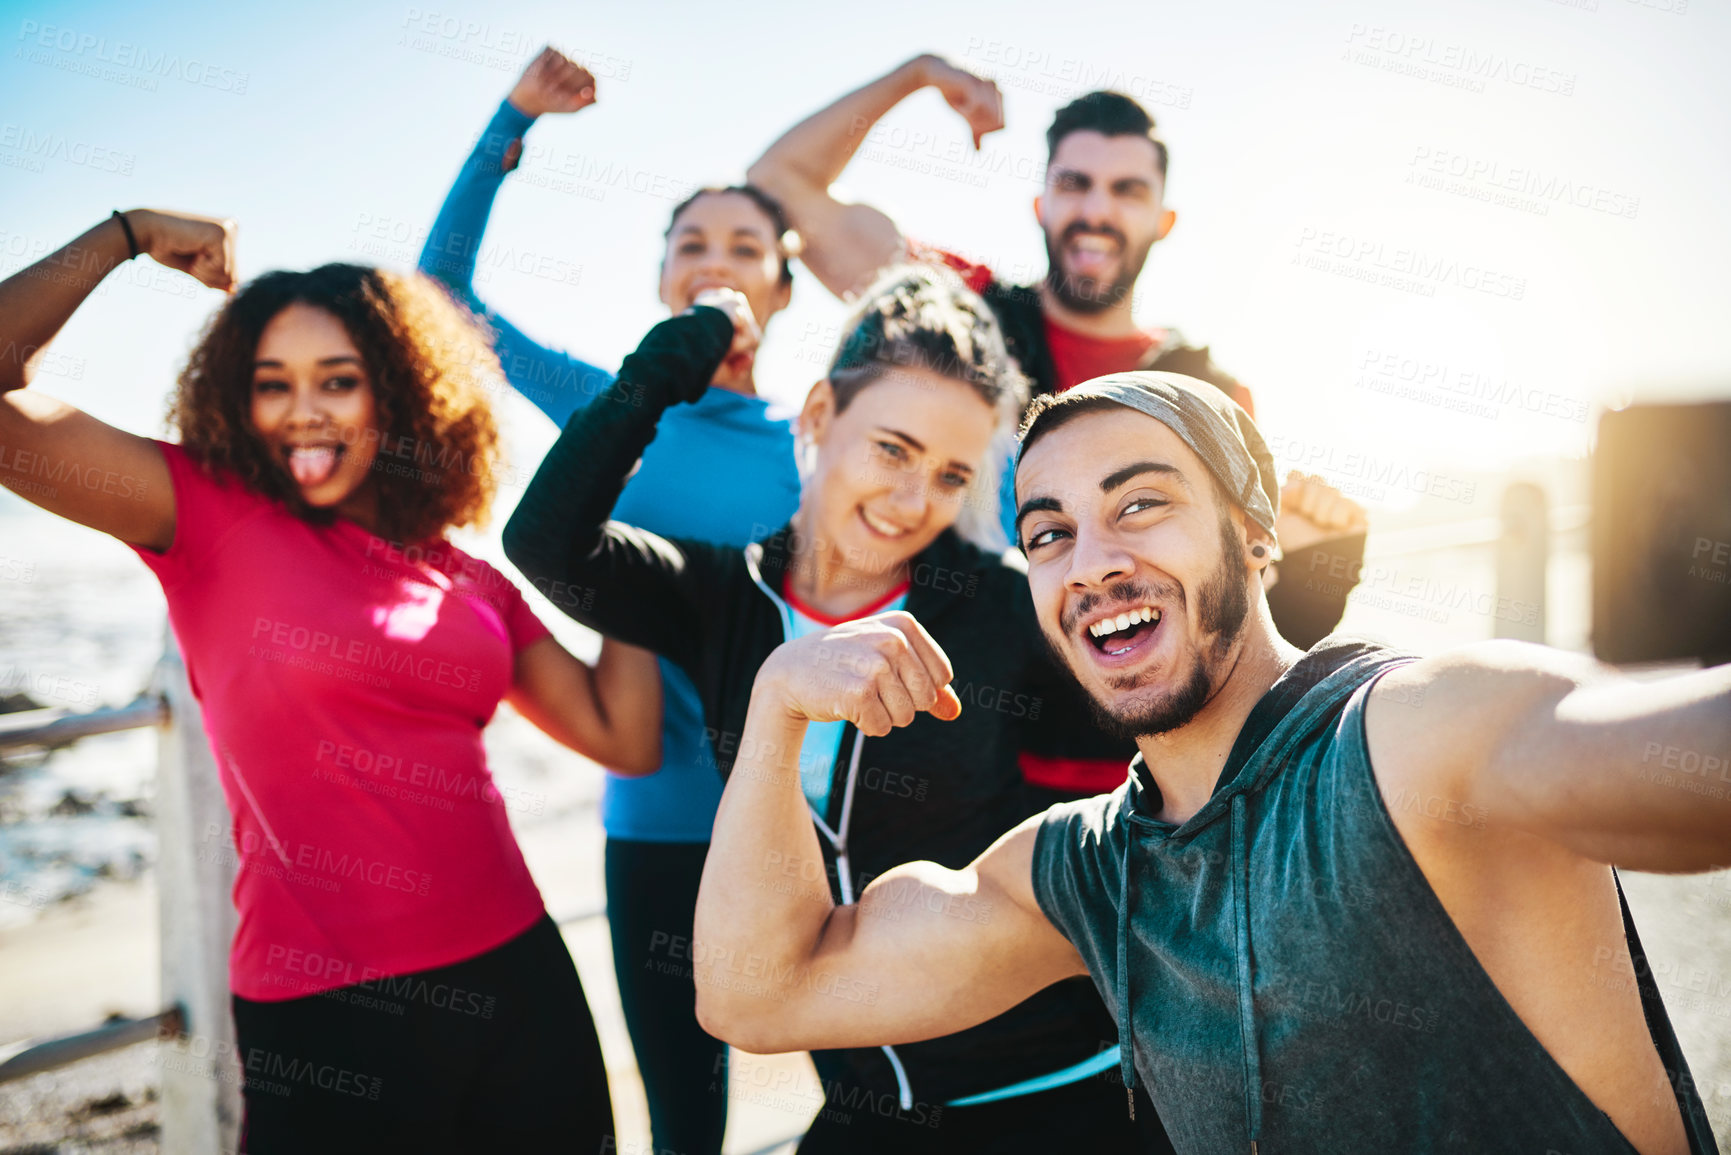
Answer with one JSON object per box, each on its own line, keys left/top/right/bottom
{"left": 1042, "top": 222, "right": 1155, "bottom": 315}
{"left": 1051, "top": 512, "right": 1253, "bottom": 741}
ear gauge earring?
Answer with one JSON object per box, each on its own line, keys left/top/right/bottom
{"left": 1251, "top": 545, "right": 1268, "bottom": 558}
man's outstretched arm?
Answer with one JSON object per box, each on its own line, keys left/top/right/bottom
{"left": 746, "top": 55, "right": 1002, "bottom": 300}
{"left": 1369, "top": 641, "right": 1731, "bottom": 872}
{"left": 693, "top": 613, "right": 1086, "bottom": 1054}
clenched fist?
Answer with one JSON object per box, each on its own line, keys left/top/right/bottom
{"left": 508, "top": 46, "right": 598, "bottom": 118}
{"left": 754, "top": 612, "right": 962, "bottom": 737}
{"left": 126, "top": 209, "right": 236, "bottom": 293}
{"left": 1275, "top": 471, "right": 1369, "bottom": 554}
{"left": 913, "top": 54, "right": 1004, "bottom": 149}
{"left": 690, "top": 287, "right": 761, "bottom": 381}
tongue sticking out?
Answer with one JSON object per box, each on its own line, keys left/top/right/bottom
{"left": 1059, "top": 237, "right": 1114, "bottom": 277}
{"left": 288, "top": 446, "right": 339, "bottom": 488}
{"left": 1068, "top": 240, "right": 1117, "bottom": 277}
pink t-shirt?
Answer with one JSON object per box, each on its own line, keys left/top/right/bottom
{"left": 132, "top": 441, "right": 550, "bottom": 1001}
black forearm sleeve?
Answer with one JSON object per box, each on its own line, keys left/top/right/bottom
{"left": 1266, "top": 532, "right": 1368, "bottom": 650}
{"left": 502, "top": 307, "right": 733, "bottom": 649}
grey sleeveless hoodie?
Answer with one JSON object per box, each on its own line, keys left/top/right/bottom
{"left": 1032, "top": 637, "right": 1716, "bottom": 1153}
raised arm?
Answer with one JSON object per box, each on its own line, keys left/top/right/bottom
{"left": 746, "top": 55, "right": 1003, "bottom": 300}
{"left": 500, "top": 298, "right": 743, "bottom": 668}
{"left": 1368, "top": 640, "right": 1731, "bottom": 873}
{"left": 693, "top": 612, "right": 1086, "bottom": 1054}
{"left": 0, "top": 210, "right": 233, "bottom": 549}
{"left": 418, "top": 46, "right": 613, "bottom": 426}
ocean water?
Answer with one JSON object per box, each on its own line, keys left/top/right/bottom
{"left": 1, "top": 501, "right": 166, "bottom": 928}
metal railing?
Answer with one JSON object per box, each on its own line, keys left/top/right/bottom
{"left": 0, "top": 1007, "right": 183, "bottom": 1085}
{"left": 0, "top": 648, "right": 239, "bottom": 1152}
{"left": 0, "top": 484, "right": 1571, "bottom": 1151}
{"left": 0, "top": 696, "right": 167, "bottom": 751}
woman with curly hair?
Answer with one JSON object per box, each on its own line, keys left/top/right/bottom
{"left": 0, "top": 208, "right": 652, "bottom": 1152}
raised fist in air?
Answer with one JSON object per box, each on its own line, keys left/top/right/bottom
{"left": 508, "top": 46, "right": 598, "bottom": 118}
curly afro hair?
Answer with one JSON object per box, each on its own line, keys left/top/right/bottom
{"left": 168, "top": 264, "right": 505, "bottom": 546}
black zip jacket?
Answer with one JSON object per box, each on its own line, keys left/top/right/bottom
{"left": 503, "top": 308, "right": 1131, "bottom": 1108}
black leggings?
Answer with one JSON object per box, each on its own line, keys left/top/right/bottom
{"left": 604, "top": 837, "right": 728, "bottom": 1155}
{"left": 232, "top": 912, "right": 612, "bottom": 1153}
{"left": 795, "top": 1069, "right": 1171, "bottom": 1155}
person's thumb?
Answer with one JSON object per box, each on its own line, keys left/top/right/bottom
{"left": 930, "top": 685, "right": 962, "bottom": 721}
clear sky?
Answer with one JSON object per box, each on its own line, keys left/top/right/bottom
{"left": 4, "top": 0, "right": 1728, "bottom": 531}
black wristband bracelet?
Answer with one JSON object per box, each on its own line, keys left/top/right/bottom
{"left": 111, "top": 210, "right": 139, "bottom": 260}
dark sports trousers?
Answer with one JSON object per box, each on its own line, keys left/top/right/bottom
{"left": 605, "top": 837, "right": 729, "bottom": 1155}
{"left": 231, "top": 912, "right": 612, "bottom": 1153}
{"left": 796, "top": 1070, "right": 1172, "bottom": 1154}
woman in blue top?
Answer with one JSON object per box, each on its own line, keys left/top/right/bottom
{"left": 417, "top": 46, "right": 801, "bottom": 1155}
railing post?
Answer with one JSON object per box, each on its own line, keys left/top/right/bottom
{"left": 1496, "top": 483, "right": 1549, "bottom": 644}
{"left": 153, "top": 639, "right": 241, "bottom": 1154}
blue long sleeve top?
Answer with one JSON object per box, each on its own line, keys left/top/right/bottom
{"left": 420, "top": 100, "right": 801, "bottom": 841}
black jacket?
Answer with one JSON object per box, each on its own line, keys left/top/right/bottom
{"left": 503, "top": 308, "right": 1126, "bottom": 1107}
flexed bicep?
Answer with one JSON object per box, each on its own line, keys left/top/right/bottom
{"left": 0, "top": 211, "right": 228, "bottom": 550}
{"left": 697, "top": 816, "right": 1086, "bottom": 1055}
{"left": 795, "top": 199, "right": 908, "bottom": 302}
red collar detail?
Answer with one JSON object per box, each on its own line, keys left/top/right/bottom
{"left": 781, "top": 576, "right": 912, "bottom": 627}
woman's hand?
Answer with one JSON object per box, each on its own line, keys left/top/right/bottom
{"left": 128, "top": 209, "right": 237, "bottom": 293}
{"left": 508, "top": 46, "right": 598, "bottom": 118}
{"left": 691, "top": 287, "right": 762, "bottom": 381}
